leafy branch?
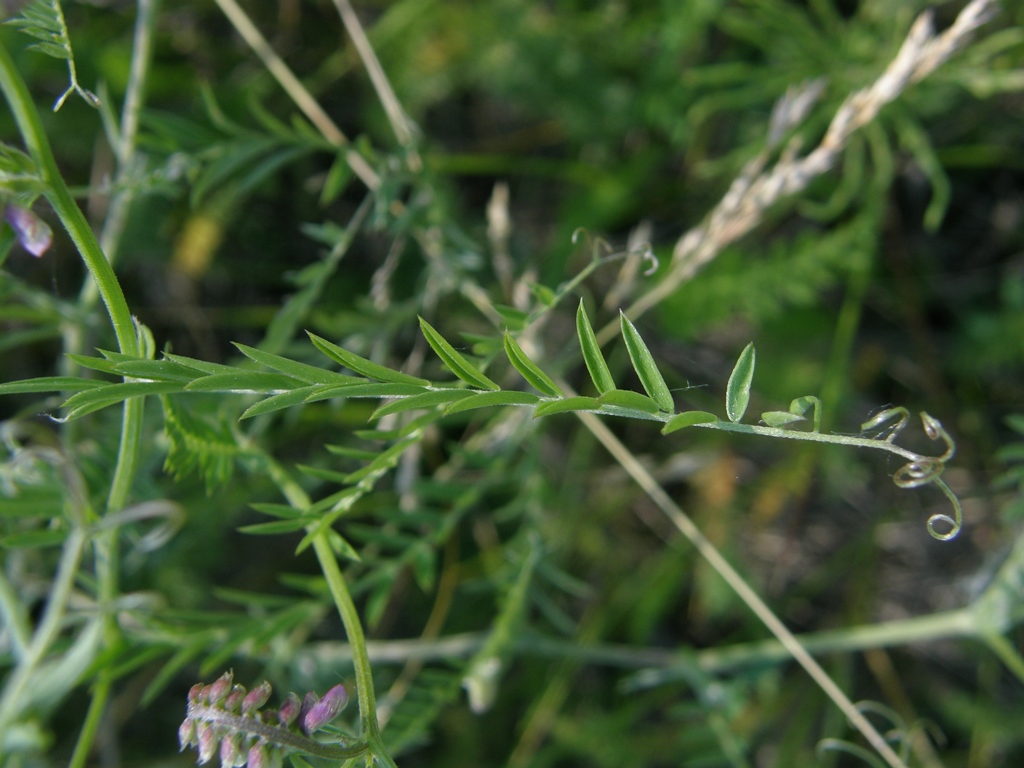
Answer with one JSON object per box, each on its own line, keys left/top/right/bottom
{"left": 0, "top": 300, "right": 962, "bottom": 540}
{"left": 5, "top": 0, "right": 99, "bottom": 111}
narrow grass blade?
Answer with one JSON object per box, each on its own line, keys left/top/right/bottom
{"left": 307, "top": 331, "right": 430, "bottom": 386}
{"left": 619, "top": 311, "right": 673, "bottom": 412}
{"left": 418, "top": 316, "right": 499, "bottom": 391}
{"left": 725, "top": 343, "right": 755, "bottom": 423}
{"left": 576, "top": 300, "right": 614, "bottom": 394}
{"left": 503, "top": 331, "right": 561, "bottom": 396}
{"left": 662, "top": 411, "right": 718, "bottom": 434}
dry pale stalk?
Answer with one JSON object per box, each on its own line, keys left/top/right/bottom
{"left": 616, "top": 0, "right": 999, "bottom": 335}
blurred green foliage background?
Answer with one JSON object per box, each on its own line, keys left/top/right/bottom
{"left": 1, "top": 1, "right": 1023, "bottom": 767}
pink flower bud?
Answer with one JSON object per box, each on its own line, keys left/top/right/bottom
{"left": 302, "top": 684, "right": 347, "bottom": 734}
{"left": 224, "top": 685, "right": 246, "bottom": 713}
{"left": 220, "top": 735, "right": 246, "bottom": 768}
{"left": 178, "top": 718, "right": 197, "bottom": 751}
{"left": 208, "top": 671, "right": 234, "bottom": 706}
{"left": 188, "top": 683, "right": 205, "bottom": 704}
{"left": 277, "top": 692, "right": 301, "bottom": 727}
{"left": 246, "top": 744, "right": 266, "bottom": 768}
{"left": 197, "top": 722, "right": 217, "bottom": 765}
{"left": 242, "top": 681, "right": 272, "bottom": 715}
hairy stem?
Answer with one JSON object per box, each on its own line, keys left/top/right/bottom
{"left": 187, "top": 704, "right": 368, "bottom": 760}
{"left": 312, "top": 536, "right": 397, "bottom": 767}
{"left": 1, "top": 29, "right": 153, "bottom": 768}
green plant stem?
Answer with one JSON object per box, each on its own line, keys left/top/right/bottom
{"left": 1, "top": 31, "right": 151, "bottom": 768}
{"left": 68, "top": 682, "right": 112, "bottom": 768}
{"left": 693, "top": 419, "right": 923, "bottom": 462}
{"left": 0, "top": 571, "right": 31, "bottom": 659}
{"left": 67, "top": 398, "right": 145, "bottom": 768}
{"left": 324, "top": 385, "right": 936, "bottom": 467}
{"left": 294, "top": 606, "right": 982, "bottom": 677}
{"left": 0, "top": 527, "right": 87, "bottom": 730}
{"left": 0, "top": 38, "right": 137, "bottom": 358}
{"left": 313, "top": 536, "right": 397, "bottom": 768}
{"left": 644, "top": 609, "right": 978, "bottom": 680}
{"left": 261, "top": 456, "right": 397, "bottom": 768}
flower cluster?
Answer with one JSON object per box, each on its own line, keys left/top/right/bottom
{"left": 178, "top": 671, "right": 363, "bottom": 768}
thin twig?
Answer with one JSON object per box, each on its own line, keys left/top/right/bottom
{"left": 72, "top": 0, "right": 158, "bottom": 319}
{"left": 295, "top": 606, "right": 977, "bottom": 675}
{"left": 213, "top": 0, "right": 380, "bottom": 190}
{"left": 331, "top": 0, "right": 421, "bottom": 170}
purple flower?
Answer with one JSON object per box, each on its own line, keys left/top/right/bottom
{"left": 298, "top": 691, "right": 318, "bottom": 726}
{"left": 301, "top": 684, "right": 348, "bottom": 734}
{"left": 4, "top": 203, "right": 52, "bottom": 258}
{"left": 207, "top": 671, "right": 234, "bottom": 706}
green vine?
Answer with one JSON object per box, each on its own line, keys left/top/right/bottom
{"left": 2, "top": 298, "right": 962, "bottom": 542}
